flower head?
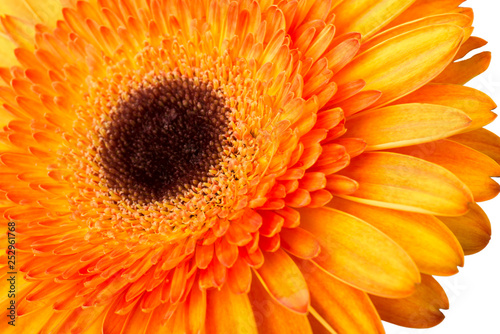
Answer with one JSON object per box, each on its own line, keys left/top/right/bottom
{"left": 0, "top": 0, "right": 498, "bottom": 333}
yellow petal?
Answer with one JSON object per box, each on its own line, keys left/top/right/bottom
{"left": 432, "top": 51, "right": 491, "bottom": 85}
{"left": 438, "top": 202, "right": 491, "bottom": 255}
{"left": 328, "top": 197, "right": 464, "bottom": 276}
{"left": 255, "top": 248, "right": 310, "bottom": 314}
{"left": 385, "top": 0, "right": 467, "bottom": 29}
{"left": 346, "top": 103, "right": 471, "bottom": 151}
{"left": 450, "top": 128, "right": 500, "bottom": 164}
{"left": 248, "top": 274, "right": 313, "bottom": 334}
{"left": 299, "top": 206, "right": 420, "bottom": 298}
{"left": 0, "top": 34, "right": 18, "bottom": 68}
{"left": 337, "top": 152, "right": 473, "bottom": 216}
{"left": 295, "top": 258, "right": 384, "bottom": 334}
{"left": 393, "top": 83, "right": 497, "bottom": 131}
{"left": 370, "top": 274, "right": 449, "bottom": 328}
{"left": 333, "top": 0, "right": 416, "bottom": 40}
{"left": 390, "top": 140, "right": 500, "bottom": 201}
{"left": 206, "top": 283, "right": 258, "bottom": 334}
{"left": 0, "top": 0, "right": 63, "bottom": 25}
{"left": 335, "top": 24, "right": 464, "bottom": 107}
{"left": 360, "top": 13, "right": 472, "bottom": 54}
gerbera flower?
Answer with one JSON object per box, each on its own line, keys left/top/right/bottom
{"left": 0, "top": 0, "right": 498, "bottom": 333}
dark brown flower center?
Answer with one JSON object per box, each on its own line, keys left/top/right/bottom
{"left": 99, "top": 76, "right": 230, "bottom": 204}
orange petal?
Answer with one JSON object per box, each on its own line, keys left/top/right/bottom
{"left": 188, "top": 285, "right": 206, "bottom": 334}
{"left": 140, "top": 284, "right": 163, "bottom": 312}
{"left": 248, "top": 273, "right": 313, "bottom": 334}
{"left": 56, "top": 305, "right": 107, "bottom": 334}
{"left": 313, "top": 109, "right": 343, "bottom": 131}
{"left": 346, "top": 103, "right": 471, "bottom": 150}
{"left": 312, "top": 143, "right": 347, "bottom": 167}
{"left": 454, "top": 36, "right": 488, "bottom": 61}
{"left": 308, "top": 189, "right": 333, "bottom": 208}
{"left": 295, "top": 259, "right": 384, "bottom": 334}
{"left": 337, "top": 152, "right": 473, "bottom": 216}
{"left": 390, "top": 140, "right": 500, "bottom": 201}
{"left": 227, "top": 256, "right": 252, "bottom": 294}
{"left": 321, "top": 120, "right": 347, "bottom": 144}
{"left": 331, "top": 138, "right": 367, "bottom": 158}
{"left": 332, "top": 90, "right": 382, "bottom": 117}
{"left": 297, "top": 144, "right": 322, "bottom": 169}
{"left": 307, "top": 312, "right": 339, "bottom": 334}
{"left": 240, "top": 246, "right": 264, "bottom": 268}
{"left": 226, "top": 222, "right": 253, "bottom": 246}
{"left": 144, "top": 303, "right": 175, "bottom": 333}
{"left": 124, "top": 304, "right": 153, "bottom": 334}
{"left": 259, "top": 210, "right": 284, "bottom": 237}
{"left": 333, "top": 0, "right": 415, "bottom": 39}
{"left": 304, "top": 24, "right": 335, "bottom": 62}
{"left": 299, "top": 207, "right": 420, "bottom": 298}
{"left": 450, "top": 128, "right": 500, "bottom": 164}
{"left": 164, "top": 302, "right": 188, "bottom": 333}
{"left": 280, "top": 227, "right": 320, "bottom": 259}
{"left": 329, "top": 79, "right": 365, "bottom": 104}
{"left": 281, "top": 180, "right": 298, "bottom": 195}
{"left": 328, "top": 197, "right": 464, "bottom": 276}
{"left": 238, "top": 209, "right": 263, "bottom": 233}
{"left": 285, "top": 188, "right": 311, "bottom": 208}
{"left": 206, "top": 282, "right": 258, "bottom": 334}
{"left": 245, "top": 232, "right": 259, "bottom": 254}
{"left": 438, "top": 202, "right": 491, "bottom": 255}
{"left": 335, "top": 24, "right": 464, "bottom": 107}
{"left": 393, "top": 83, "right": 497, "bottom": 131}
{"left": 102, "top": 298, "right": 130, "bottom": 334}
{"left": 325, "top": 175, "right": 359, "bottom": 195}
{"left": 277, "top": 167, "right": 305, "bottom": 180}
{"left": 298, "top": 172, "right": 326, "bottom": 192}
{"left": 255, "top": 248, "right": 310, "bottom": 314}
{"left": 215, "top": 236, "right": 239, "bottom": 267}
{"left": 324, "top": 38, "right": 360, "bottom": 75}
{"left": 195, "top": 243, "right": 214, "bottom": 269}
{"left": 308, "top": 154, "right": 350, "bottom": 175}
{"left": 276, "top": 206, "right": 301, "bottom": 228}
{"left": 259, "top": 233, "right": 281, "bottom": 252}
{"left": 370, "top": 274, "right": 449, "bottom": 328}
{"left": 432, "top": 51, "right": 491, "bottom": 85}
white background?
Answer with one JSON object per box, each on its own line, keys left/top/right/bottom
{"left": 386, "top": 1, "right": 500, "bottom": 333}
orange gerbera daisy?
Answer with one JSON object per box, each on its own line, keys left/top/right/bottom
{"left": 0, "top": 0, "right": 498, "bottom": 333}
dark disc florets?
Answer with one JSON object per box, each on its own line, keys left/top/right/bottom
{"left": 99, "top": 75, "right": 231, "bottom": 204}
